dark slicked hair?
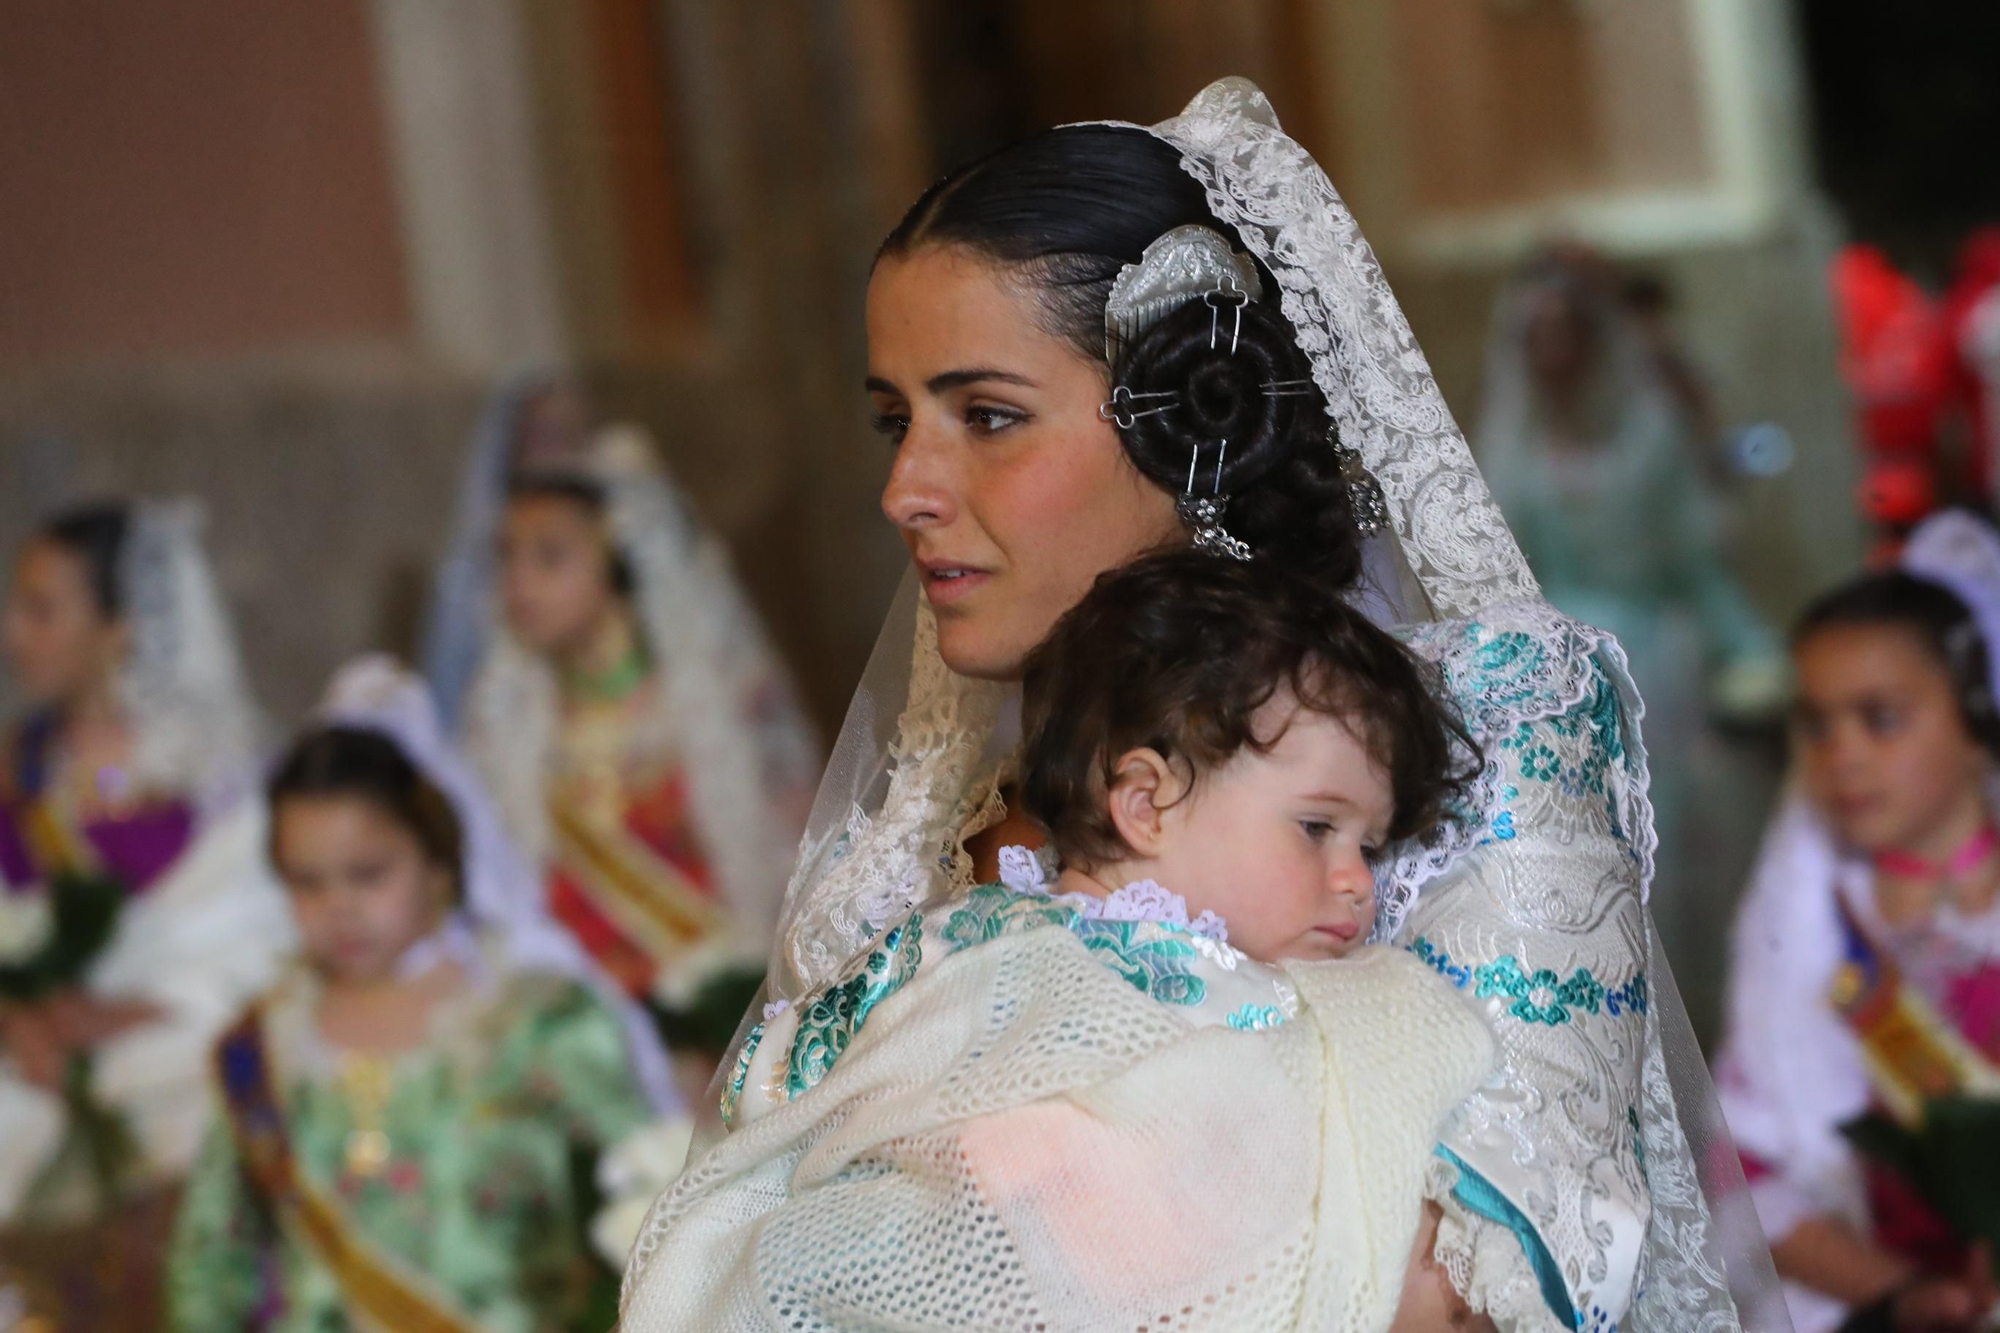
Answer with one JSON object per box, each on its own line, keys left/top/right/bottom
{"left": 879, "top": 124, "right": 1363, "bottom": 591}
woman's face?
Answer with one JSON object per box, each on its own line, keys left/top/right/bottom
{"left": 3, "top": 539, "right": 127, "bottom": 708}
{"left": 498, "top": 494, "right": 620, "bottom": 659}
{"left": 868, "top": 245, "right": 1184, "bottom": 680}
{"left": 274, "top": 794, "right": 452, "bottom": 985}
{"left": 1794, "top": 622, "right": 1991, "bottom": 854}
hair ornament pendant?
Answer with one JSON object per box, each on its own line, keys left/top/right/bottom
{"left": 1176, "top": 437, "right": 1253, "bottom": 561}
{"left": 1335, "top": 440, "right": 1389, "bottom": 536}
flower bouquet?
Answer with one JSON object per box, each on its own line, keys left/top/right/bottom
{"left": 0, "top": 872, "right": 136, "bottom": 1214}
{"left": 1841, "top": 1098, "right": 2000, "bottom": 1257}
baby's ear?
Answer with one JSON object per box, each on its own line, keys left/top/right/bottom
{"left": 1105, "top": 747, "right": 1185, "bottom": 856}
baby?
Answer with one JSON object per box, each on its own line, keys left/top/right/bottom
{"left": 672, "top": 549, "right": 1494, "bottom": 1333}
{"left": 1018, "top": 548, "right": 1477, "bottom": 965}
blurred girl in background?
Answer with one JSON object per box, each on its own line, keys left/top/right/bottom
{"left": 1718, "top": 510, "right": 2000, "bottom": 1333}
{"left": 466, "top": 432, "right": 818, "bottom": 1061}
{"left": 1480, "top": 250, "right": 1785, "bottom": 1012}
{"left": 0, "top": 499, "right": 287, "bottom": 1326}
{"left": 168, "top": 657, "right": 673, "bottom": 1333}
{"left": 423, "top": 373, "right": 601, "bottom": 731}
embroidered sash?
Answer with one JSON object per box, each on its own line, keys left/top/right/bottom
{"left": 1830, "top": 893, "right": 2000, "bottom": 1126}
{"left": 18, "top": 788, "right": 101, "bottom": 882}
{"left": 214, "top": 1011, "right": 482, "bottom": 1333}
{"left": 545, "top": 786, "right": 725, "bottom": 987}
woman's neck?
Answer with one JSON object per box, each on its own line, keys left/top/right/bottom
{"left": 557, "top": 607, "right": 647, "bottom": 702}
{"left": 56, "top": 675, "right": 124, "bottom": 734}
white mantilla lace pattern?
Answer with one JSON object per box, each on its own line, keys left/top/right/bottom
{"left": 718, "top": 78, "right": 1781, "bottom": 1333}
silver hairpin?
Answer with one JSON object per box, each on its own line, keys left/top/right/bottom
{"left": 1204, "top": 278, "right": 1251, "bottom": 353}
{"left": 1260, "top": 378, "right": 1316, "bottom": 397}
{"left": 1098, "top": 385, "right": 1179, "bottom": 430}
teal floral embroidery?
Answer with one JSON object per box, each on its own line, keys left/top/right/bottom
{"left": 1408, "top": 936, "right": 1474, "bottom": 989}
{"left": 1516, "top": 742, "right": 1560, "bottom": 783}
{"left": 720, "top": 1021, "right": 765, "bottom": 1127}
{"left": 939, "top": 883, "right": 1074, "bottom": 950}
{"left": 1225, "top": 1003, "right": 1287, "bottom": 1032}
{"left": 785, "top": 914, "right": 925, "bottom": 1099}
{"left": 1475, "top": 956, "right": 1607, "bottom": 1026}
{"left": 1073, "top": 919, "right": 1207, "bottom": 1005}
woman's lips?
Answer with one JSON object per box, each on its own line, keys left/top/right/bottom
{"left": 920, "top": 565, "right": 992, "bottom": 606}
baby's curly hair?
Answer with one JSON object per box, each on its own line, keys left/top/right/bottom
{"left": 1020, "top": 551, "right": 1480, "bottom": 869}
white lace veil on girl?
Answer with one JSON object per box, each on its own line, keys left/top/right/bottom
{"left": 318, "top": 654, "right": 681, "bottom": 1112}
{"left": 421, "top": 371, "right": 572, "bottom": 731}
{"left": 117, "top": 497, "right": 263, "bottom": 815}
{"left": 763, "top": 77, "right": 1788, "bottom": 1330}
{"left": 463, "top": 430, "right": 820, "bottom": 961}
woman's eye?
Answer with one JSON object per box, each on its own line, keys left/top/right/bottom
{"left": 869, "top": 412, "right": 910, "bottom": 446}
{"left": 965, "top": 405, "right": 1026, "bottom": 435}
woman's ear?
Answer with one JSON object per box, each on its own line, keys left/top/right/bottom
{"left": 1105, "top": 747, "right": 1188, "bottom": 857}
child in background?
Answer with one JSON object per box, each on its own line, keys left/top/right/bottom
{"left": 168, "top": 660, "right": 663, "bottom": 1333}
{"left": 1718, "top": 511, "right": 2000, "bottom": 1333}
{"left": 466, "top": 438, "right": 817, "bottom": 1061}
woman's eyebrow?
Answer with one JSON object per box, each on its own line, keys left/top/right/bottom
{"left": 926, "top": 368, "right": 1037, "bottom": 393}
{"left": 864, "top": 368, "right": 1039, "bottom": 395}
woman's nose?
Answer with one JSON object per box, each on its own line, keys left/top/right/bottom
{"left": 880, "top": 424, "right": 958, "bottom": 532}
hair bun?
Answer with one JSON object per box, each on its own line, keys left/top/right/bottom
{"left": 1114, "top": 298, "right": 1312, "bottom": 496}
{"left": 1110, "top": 298, "right": 1363, "bottom": 587}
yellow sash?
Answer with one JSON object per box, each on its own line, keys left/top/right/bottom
{"left": 1831, "top": 893, "right": 2000, "bottom": 1126}
{"left": 547, "top": 788, "right": 727, "bottom": 968}
{"left": 215, "top": 1009, "right": 483, "bottom": 1333}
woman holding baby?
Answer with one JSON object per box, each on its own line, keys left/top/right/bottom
{"left": 619, "top": 79, "right": 1781, "bottom": 1332}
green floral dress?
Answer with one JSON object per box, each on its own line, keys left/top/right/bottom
{"left": 165, "top": 962, "right": 654, "bottom": 1333}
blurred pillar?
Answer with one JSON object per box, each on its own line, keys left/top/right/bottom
{"left": 366, "top": 0, "right": 571, "bottom": 372}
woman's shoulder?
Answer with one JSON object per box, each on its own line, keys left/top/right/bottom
{"left": 1384, "top": 599, "right": 1651, "bottom": 917}
{"left": 1397, "top": 598, "right": 1626, "bottom": 740}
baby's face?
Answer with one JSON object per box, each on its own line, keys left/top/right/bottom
{"left": 1156, "top": 703, "right": 1388, "bottom": 963}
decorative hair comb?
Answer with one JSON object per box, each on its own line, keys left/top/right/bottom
{"left": 1104, "top": 225, "right": 1265, "bottom": 368}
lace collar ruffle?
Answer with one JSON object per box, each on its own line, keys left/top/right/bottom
{"left": 996, "top": 844, "right": 1230, "bottom": 943}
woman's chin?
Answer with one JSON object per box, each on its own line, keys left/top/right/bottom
{"left": 934, "top": 621, "right": 1030, "bottom": 683}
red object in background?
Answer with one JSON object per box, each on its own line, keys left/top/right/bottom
{"left": 1944, "top": 227, "right": 2000, "bottom": 498}
{"left": 1832, "top": 246, "right": 1965, "bottom": 545}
